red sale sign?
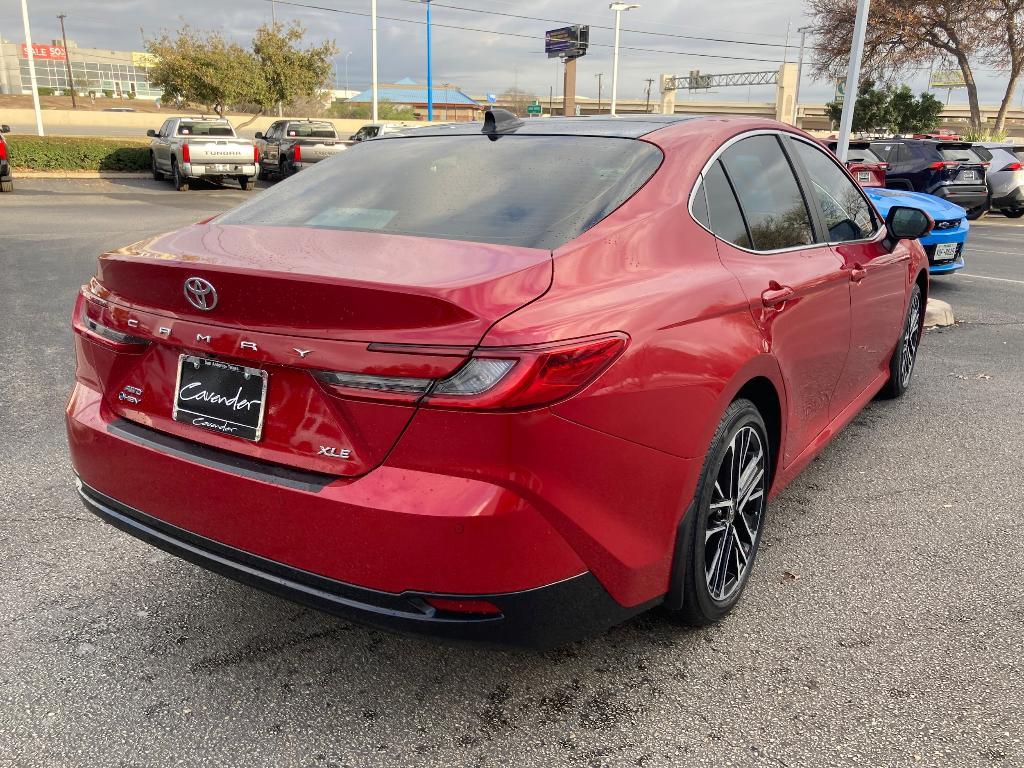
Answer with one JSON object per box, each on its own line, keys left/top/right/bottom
{"left": 21, "top": 43, "right": 66, "bottom": 60}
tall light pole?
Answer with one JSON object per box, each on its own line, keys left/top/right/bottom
{"left": 371, "top": 0, "right": 379, "bottom": 122}
{"left": 422, "top": 0, "right": 433, "bottom": 121}
{"left": 792, "top": 25, "right": 812, "bottom": 126}
{"left": 595, "top": 73, "right": 603, "bottom": 113}
{"left": 20, "top": 0, "right": 44, "bottom": 135}
{"left": 835, "top": 0, "right": 871, "bottom": 161}
{"left": 609, "top": 2, "right": 640, "bottom": 116}
{"left": 57, "top": 14, "right": 76, "bottom": 109}
{"left": 345, "top": 50, "right": 351, "bottom": 95}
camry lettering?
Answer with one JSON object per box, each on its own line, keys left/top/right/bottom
{"left": 126, "top": 318, "right": 139, "bottom": 328}
{"left": 241, "top": 341, "right": 258, "bottom": 351}
{"left": 178, "top": 383, "right": 261, "bottom": 412}
{"left": 196, "top": 333, "right": 212, "bottom": 343}
{"left": 158, "top": 327, "right": 171, "bottom": 336}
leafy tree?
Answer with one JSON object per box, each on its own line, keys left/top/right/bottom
{"left": 328, "top": 100, "right": 413, "bottom": 120}
{"left": 825, "top": 79, "right": 942, "bottom": 134}
{"left": 146, "top": 22, "right": 336, "bottom": 128}
{"left": 807, "top": 0, "right": 988, "bottom": 128}
{"left": 499, "top": 87, "right": 538, "bottom": 116}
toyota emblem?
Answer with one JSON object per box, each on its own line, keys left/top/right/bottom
{"left": 183, "top": 277, "right": 218, "bottom": 311}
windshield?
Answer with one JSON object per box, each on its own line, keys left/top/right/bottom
{"left": 220, "top": 135, "right": 663, "bottom": 249}
{"left": 286, "top": 122, "right": 337, "bottom": 138}
{"left": 178, "top": 121, "right": 236, "bottom": 137}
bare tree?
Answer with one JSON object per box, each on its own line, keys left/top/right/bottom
{"left": 988, "top": 0, "right": 1024, "bottom": 132}
{"left": 806, "top": 0, "right": 988, "bottom": 128}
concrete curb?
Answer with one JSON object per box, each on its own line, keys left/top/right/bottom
{"left": 13, "top": 171, "right": 149, "bottom": 179}
{"left": 925, "top": 298, "right": 955, "bottom": 328}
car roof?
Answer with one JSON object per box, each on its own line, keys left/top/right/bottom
{"left": 389, "top": 114, "right": 705, "bottom": 140}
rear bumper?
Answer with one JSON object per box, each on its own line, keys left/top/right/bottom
{"left": 185, "top": 163, "right": 257, "bottom": 177}
{"left": 77, "top": 481, "right": 652, "bottom": 648}
{"left": 992, "top": 186, "right": 1024, "bottom": 209}
{"left": 928, "top": 184, "right": 989, "bottom": 210}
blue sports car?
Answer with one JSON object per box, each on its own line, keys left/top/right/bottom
{"left": 865, "top": 187, "right": 968, "bottom": 275}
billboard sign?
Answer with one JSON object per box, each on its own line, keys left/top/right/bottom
{"left": 930, "top": 69, "right": 966, "bottom": 89}
{"left": 545, "top": 26, "right": 589, "bottom": 60}
{"left": 21, "top": 43, "right": 66, "bottom": 60}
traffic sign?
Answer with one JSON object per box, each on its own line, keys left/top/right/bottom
{"left": 527, "top": 102, "right": 542, "bottom": 115}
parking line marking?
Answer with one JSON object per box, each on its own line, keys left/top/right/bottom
{"left": 959, "top": 273, "right": 1024, "bottom": 285}
{"left": 968, "top": 249, "right": 1024, "bottom": 257}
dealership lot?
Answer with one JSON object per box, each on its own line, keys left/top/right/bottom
{"left": 2, "top": 179, "right": 1022, "bottom": 767}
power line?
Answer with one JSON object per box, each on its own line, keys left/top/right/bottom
{"left": 261, "top": 0, "right": 788, "bottom": 64}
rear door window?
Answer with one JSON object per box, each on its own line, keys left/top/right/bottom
{"left": 220, "top": 135, "right": 664, "bottom": 249}
{"left": 699, "top": 161, "right": 752, "bottom": 249}
{"left": 720, "top": 135, "right": 815, "bottom": 251}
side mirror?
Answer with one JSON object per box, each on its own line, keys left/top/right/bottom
{"left": 884, "top": 206, "right": 933, "bottom": 250}
{"left": 254, "top": 131, "right": 263, "bottom": 140}
{"left": 146, "top": 129, "right": 157, "bottom": 137}
{"left": 0, "top": 124, "right": 10, "bottom": 133}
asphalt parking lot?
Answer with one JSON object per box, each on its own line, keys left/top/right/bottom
{"left": 2, "top": 179, "right": 1022, "bottom": 767}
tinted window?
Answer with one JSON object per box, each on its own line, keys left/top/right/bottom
{"left": 702, "top": 161, "right": 752, "bottom": 249}
{"left": 791, "top": 139, "right": 876, "bottom": 242}
{"left": 937, "top": 144, "right": 985, "bottom": 163}
{"left": 846, "top": 147, "right": 883, "bottom": 164}
{"left": 220, "top": 135, "right": 663, "bottom": 249}
{"left": 720, "top": 135, "right": 814, "bottom": 251}
{"left": 691, "top": 180, "right": 710, "bottom": 229}
{"left": 178, "top": 121, "right": 236, "bottom": 137}
{"left": 287, "top": 121, "right": 337, "bottom": 138}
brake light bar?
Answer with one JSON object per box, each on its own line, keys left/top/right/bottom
{"left": 315, "top": 334, "right": 628, "bottom": 411}
{"left": 293, "top": 143, "right": 301, "bottom": 163}
{"left": 75, "top": 291, "right": 149, "bottom": 350}
{"left": 928, "top": 161, "right": 957, "bottom": 170}
{"left": 181, "top": 143, "right": 191, "bottom": 163}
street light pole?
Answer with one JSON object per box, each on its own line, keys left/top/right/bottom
{"left": 609, "top": 2, "right": 640, "bottom": 116}
{"left": 345, "top": 50, "right": 351, "bottom": 95}
{"left": 371, "top": 0, "right": 379, "bottom": 122}
{"left": 835, "top": 0, "right": 871, "bottom": 162}
{"left": 20, "top": 0, "right": 44, "bottom": 136}
{"left": 596, "top": 73, "right": 603, "bottom": 114}
{"left": 423, "top": 0, "right": 433, "bottom": 121}
{"left": 57, "top": 14, "right": 76, "bottom": 109}
{"left": 792, "top": 25, "right": 812, "bottom": 126}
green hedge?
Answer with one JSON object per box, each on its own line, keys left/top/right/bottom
{"left": 6, "top": 136, "right": 151, "bottom": 172}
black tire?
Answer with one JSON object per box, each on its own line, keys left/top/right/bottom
{"left": 673, "top": 398, "right": 770, "bottom": 626}
{"left": 1002, "top": 208, "right": 1024, "bottom": 219}
{"left": 0, "top": 178, "right": 12, "bottom": 194}
{"left": 965, "top": 206, "right": 987, "bottom": 221}
{"left": 257, "top": 164, "right": 270, "bottom": 182}
{"left": 879, "top": 283, "right": 923, "bottom": 399}
{"left": 171, "top": 159, "right": 188, "bottom": 192}
{"left": 150, "top": 153, "right": 164, "bottom": 181}
{"left": 238, "top": 175, "right": 251, "bottom": 191}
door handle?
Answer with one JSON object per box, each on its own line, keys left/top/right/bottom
{"left": 761, "top": 282, "right": 795, "bottom": 307}
{"left": 850, "top": 264, "right": 868, "bottom": 283}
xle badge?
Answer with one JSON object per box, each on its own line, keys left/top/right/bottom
{"left": 317, "top": 446, "right": 353, "bottom": 460}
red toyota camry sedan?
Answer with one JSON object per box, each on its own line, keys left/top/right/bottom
{"left": 67, "top": 112, "right": 931, "bottom": 647}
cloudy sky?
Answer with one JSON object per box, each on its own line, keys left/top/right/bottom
{"left": 3, "top": 0, "right": 1018, "bottom": 106}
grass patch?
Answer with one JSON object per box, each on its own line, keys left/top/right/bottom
{"left": 6, "top": 136, "right": 151, "bottom": 172}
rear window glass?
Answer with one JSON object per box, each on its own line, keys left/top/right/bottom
{"left": 220, "top": 135, "right": 663, "bottom": 249}
{"left": 286, "top": 122, "right": 337, "bottom": 138}
{"left": 938, "top": 145, "right": 985, "bottom": 163}
{"left": 178, "top": 121, "right": 236, "bottom": 137}
{"left": 1011, "top": 147, "right": 1024, "bottom": 161}
{"left": 846, "top": 147, "right": 883, "bottom": 164}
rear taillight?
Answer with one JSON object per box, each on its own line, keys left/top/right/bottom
{"left": 1002, "top": 161, "right": 1023, "bottom": 171}
{"left": 315, "top": 334, "right": 628, "bottom": 411}
{"left": 0, "top": 140, "right": 6, "bottom": 161}
{"left": 74, "top": 289, "right": 149, "bottom": 351}
{"left": 253, "top": 144, "right": 260, "bottom": 164}
{"left": 293, "top": 144, "right": 302, "bottom": 163}
{"left": 422, "top": 597, "right": 502, "bottom": 616}
{"left": 928, "top": 161, "right": 956, "bottom": 170}
{"left": 181, "top": 143, "right": 190, "bottom": 163}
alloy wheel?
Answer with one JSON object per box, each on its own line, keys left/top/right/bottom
{"left": 704, "top": 425, "right": 766, "bottom": 602}
{"left": 900, "top": 292, "right": 922, "bottom": 388}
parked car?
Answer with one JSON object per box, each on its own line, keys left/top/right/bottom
{"left": 870, "top": 138, "right": 990, "bottom": 219}
{"left": 0, "top": 124, "right": 11, "bottom": 193}
{"left": 255, "top": 119, "right": 346, "bottom": 180}
{"left": 972, "top": 142, "right": 1024, "bottom": 218}
{"left": 865, "top": 186, "right": 968, "bottom": 275}
{"left": 68, "top": 113, "right": 931, "bottom": 648}
{"left": 825, "top": 139, "right": 888, "bottom": 187}
{"left": 147, "top": 116, "right": 258, "bottom": 191}
{"left": 349, "top": 123, "right": 404, "bottom": 142}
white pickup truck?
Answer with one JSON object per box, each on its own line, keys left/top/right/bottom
{"left": 148, "top": 117, "right": 258, "bottom": 191}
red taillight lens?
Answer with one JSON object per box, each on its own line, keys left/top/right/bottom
{"left": 253, "top": 144, "right": 260, "bottom": 164}
{"left": 422, "top": 597, "right": 502, "bottom": 616}
{"left": 1002, "top": 161, "right": 1023, "bottom": 171}
{"left": 0, "top": 140, "right": 6, "bottom": 161}
{"left": 181, "top": 143, "right": 190, "bottom": 163}
{"left": 73, "top": 289, "right": 149, "bottom": 351}
{"left": 293, "top": 143, "right": 301, "bottom": 163}
{"left": 315, "top": 334, "right": 628, "bottom": 411}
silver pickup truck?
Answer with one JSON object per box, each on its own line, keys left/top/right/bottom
{"left": 255, "top": 119, "right": 346, "bottom": 180}
{"left": 147, "top": 117, "right": 258, "bottom": 191}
